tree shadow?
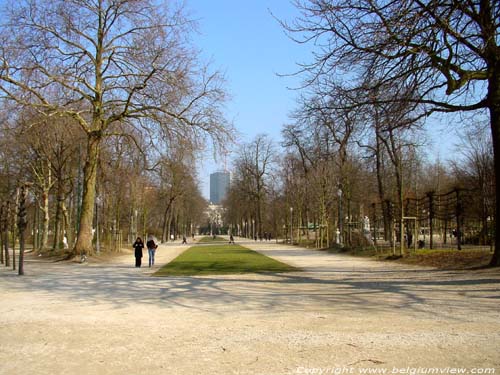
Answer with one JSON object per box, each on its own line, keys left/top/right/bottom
{"left": 1, "top": 258, "right": 499, "bottom": 322}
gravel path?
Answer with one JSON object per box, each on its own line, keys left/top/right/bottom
{"left": 0, "top": 237, "right": 499, "bottom": 375}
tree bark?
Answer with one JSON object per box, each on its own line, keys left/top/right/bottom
{"left": 488, "top": 71, "right": 500, "bottom": 266}
{"left": 40, "top": 190, "right": 50, "bottom": 250}
{"left": 74, "top": 132, "right": 101, "bottom": 256}
{"left": 52, "top": 183, "right": 64, "bottom": 251}
{"left": 62, "top": 200, "right": 71, "bottom": 249}
{"left": 1, "top": 203, "right": 9, "bottom": 267}
{"left": 17, "top": 185, "right": 28, "bottom": 276}
{"left": 161, "top": 198, "right": 175, "bottom": 242}
{"left": 0, "top": 204, "right": 3, "bottom": 265}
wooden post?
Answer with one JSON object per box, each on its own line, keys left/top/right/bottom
{"left": 371, "top": 203, "right": 377, "bottom": 247}
{"left": 385, "top": 199, "right": 394, "bottom": 252}
{"left": 405, "top": 198, "right": 411, "bottom": 250}
{"left": 455, "top": 189, "right": 463, "bottom": 251}
{"left": 444, "top": 199, "right": 448, "bottom": 245}
{"left": 427, "top": 192, "right": 435, "bottom": 250}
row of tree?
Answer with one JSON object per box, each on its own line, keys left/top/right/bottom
{"left": 0, "top": 0, "right": 232, "bottom": 258}
{"left": 225, "top": 124, "right": 493, "bottom": 253}
{"left": 0, "top": 106, "right": 210, "bottom": 254}
{"left": 224, "top": 0, "right": 498, "bottom": 266}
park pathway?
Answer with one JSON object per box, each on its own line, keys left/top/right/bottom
{"left": 0, "top": 236, "right": 499, "bottom": 375}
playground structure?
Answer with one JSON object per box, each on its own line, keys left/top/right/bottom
{"left": 370, "top": 188, "right": 494, "bottom": 253}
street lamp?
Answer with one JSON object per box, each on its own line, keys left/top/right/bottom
{"left": 134, "top": 209, "right": 138, "bottom": 240}
{"left": 487, "top": 216, "right": 493, "bottom": 252}
{"left": 290, "top": 207, "right": 293, "bottom": 244}
{"left": 95, "top": 195, "right": 101, "bottom": 254}
{"left": 337, "top": 188, "right": 343, "bottom": 247}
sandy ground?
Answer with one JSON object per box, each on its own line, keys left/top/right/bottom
{"left": 1, "top": 237, "right": 499, "bottom": 375}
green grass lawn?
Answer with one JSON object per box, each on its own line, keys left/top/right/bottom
{"left": 197, "top": 236, "right": 226, "bottom": 243}
{"left": 154, "top": 243, "right": 299, "bottom": 276}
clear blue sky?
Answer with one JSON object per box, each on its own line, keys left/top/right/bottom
{"left": 188, "top": 1, "right": 463, "bottom": 200}
{"left": 188, "top": 0, "right": 306, "bottom": 199}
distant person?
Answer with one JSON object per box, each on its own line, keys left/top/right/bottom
{"left": 182, "top": 236, "right": 187, "bottom": 244}
{"left": 146, "top": 235, "right": 158, "bottom": 267}
{"left": 62, "top": 235, "right": 69, "bottom": 249}
{"left": 407, "top": 233, "right": 413, "bottom": 248}
{"left": 133, "top": 237, "right": 144, "bottom": 268}
{"left": 229, "top": 234, "right": 234, "bottom": 244}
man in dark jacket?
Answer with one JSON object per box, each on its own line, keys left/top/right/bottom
{"left": 146, "top": 236, "right": 158, "bottom": 267}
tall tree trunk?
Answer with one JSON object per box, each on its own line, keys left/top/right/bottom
{"left": 12, "top": 188, "right": 20, "bottom": 270}
{"left": 40, "top": 189, "right": 50, "bottom": 250}
{"left": 257, "top": 196, "right": 262, "bottom": 239}
{"left": 166, "top": 209, "right": 173, "bottom": 241}
{"left": 488, "top": 74, "right": 500, "bottom": 266}
{"left": 52, "top": 184, "right": 64, "bottom": 251}
{"left": 161, "top": 206, "right": 169, "bottom": 242}
{"left": 256, "top": 180, "right": 263, "bottom": 239}
{"left": 375, "top": 132, "right": 390, "bottom": 241}
{"left": 74, "top": 132, "right": 101, "bottom": 256}
{"left": 2, "top": 202, "right": 9, "bottom": 267}
{"left": 62, "top": 200, "right": 71, "bottom": 249}
{"left": 17, "top": 185, "right": 28, "bottom": 276}
{"left": 161, "top": 198, "right": 175, "bottom": 242}
{"left": 0, "top": 204, "right": 3, "bottom": 264}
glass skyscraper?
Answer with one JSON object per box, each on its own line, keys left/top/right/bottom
{"left": 210, "top": 171, "right": 230, "bottom": 205}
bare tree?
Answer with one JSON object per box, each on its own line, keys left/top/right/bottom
{"left": 282, "top": 0, "right": 500, "bottom": 265}
{"left": 18, "top": 114, "right": 82, "bottom": 251}
{"left": 0, "top": 0, "right": 231, "bottom": 256}
{"left": 452, "top": 126, "right": 495, "bottom": 245}
{"left": 232, "top": 135, "right": 276, "bottom": 239}
{"left": 157, "top": 147, "right": 196, "bottom": 242}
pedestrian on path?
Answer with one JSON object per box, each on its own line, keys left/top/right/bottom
{"left": 229, "top": 234, "right": 234, "bottom": 244}
{"left": 133, "top": 237, "right": 144, "bottom": 268}
{"left": 182, "top": 236, "right": 187, "bottom": 244}
{"left": 146, "top": 235, "right": 158, "bottom": 267}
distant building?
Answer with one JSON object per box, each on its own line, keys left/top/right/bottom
{"left": 210, "top": 171, "right": 230, "bottom": 205}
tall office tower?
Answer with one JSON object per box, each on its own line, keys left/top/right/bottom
{"left": 210, "top": 171, "right": 230, "bottom": 204}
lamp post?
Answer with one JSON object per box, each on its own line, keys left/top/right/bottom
{"left": 134, "top": 209, "right": 138, "bottom": 240}
{"left": 337, "top": 188, "right": 343, "bottom": 247}
{"left": 290, "top": 207, "right": 293, "bottom": 244}
{"left": 487, "top": 216, "right": 493, "bottom": 252}
{"left": 95, "top": 196, "right": 101, "bottom": 254}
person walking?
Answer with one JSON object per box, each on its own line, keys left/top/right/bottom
{"left": 229, "top": 234, "right": 234, "bottom": 244}
{"left": 146, "top": 236, "right": 158, "bottom": 267}
{"left": 133, "top": 237, "right": 144, "bottom": 268}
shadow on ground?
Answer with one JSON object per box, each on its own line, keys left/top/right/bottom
{"left": 1, "top": 251, "right": 499, "bottom": 322}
